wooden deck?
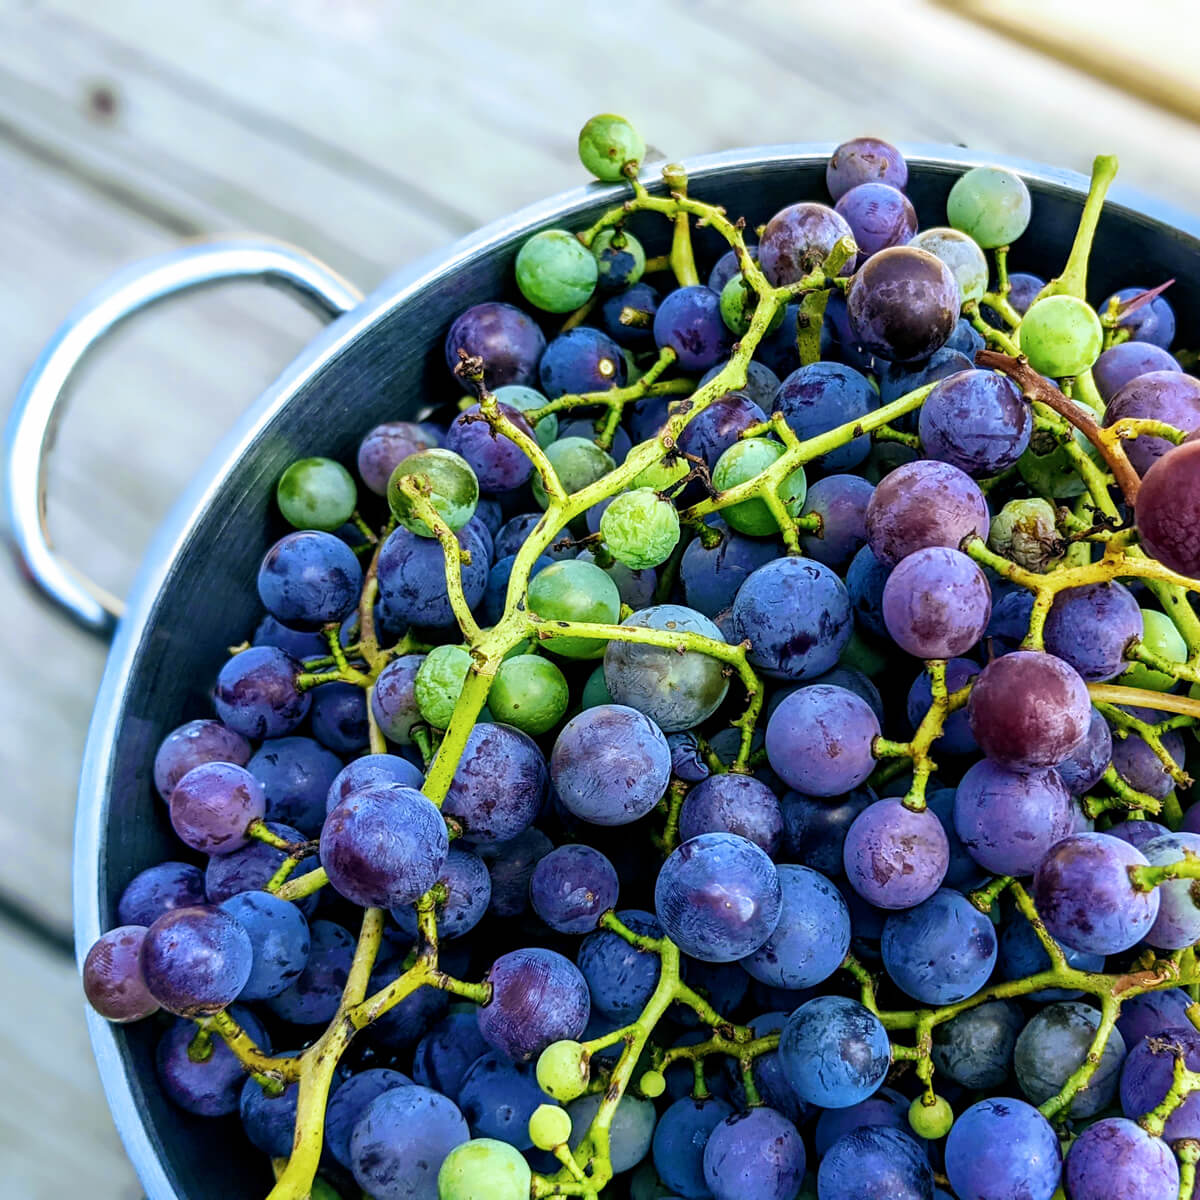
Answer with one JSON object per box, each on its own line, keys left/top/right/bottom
{"left": 2, "top": 1, "right": 1198, "bottom": 1194}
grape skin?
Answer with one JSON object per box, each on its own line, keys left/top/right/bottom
{"left": 779, "top": 995, "right": 890, "bottom": 1109}
{"left": 702, "top": 1106, "right": 806, "bottom": 1200}
{"left": 677, "top": 773, "right": 783, "bottom": 857}
{"left": 766, "top": 684, "right": 880, "bottom": 797}
{"left": 651, "top": 1096, "right": 735, "bottom": 1198}
{"left": 880, "top": 546, "right": 991, "bottom": 659}
{"left": 843, "top": 798, "right": 949, "bottom": 910}
{"left": 141, "top": 905, "right": 254, "bottom": 1018}
{"left": 931, "top": 1000, "right": 1023, "bottom": 1090}
{"left": 1064, "top": 1118, "right": 1178, "bottom": 1200}
{"left": 944, "top": 1098, "right": 1061, "bottom": 1200}
{"left": 1136, "top": 439, "right": 1200, "bottom": 579}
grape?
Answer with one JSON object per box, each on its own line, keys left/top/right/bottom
{"left": 843, "top": 799, "right": 949, "bottom": 910}
{"left": 117, "top": 861, "right": 206, "bottom": 927}
{"left": 759, "top": 202, "right": 854, "bottom": 286}
{"left": 967, "top": 650, "right": 1090, "bottom": 769}
{"left": 357, "top": 422, "right": 440, "bottom": 496}
{"left": 677, "top": 392, "right": 768, "bottom": 468}
{"left": 1120, "top": 609, "right": 1187, "bottom": 691}
{"left": 905, "top": 657, "right": 980, "bottom": 755}
{"left": 1106, "top": 370, "right": 1200, "bottom": 472}
{"left": 780, "top": 788, "right": 872, "bottom": 878}
{"left": 708, "top": 244, "right": 759, "bottom": 294}
{"left": 651, "top": 284, "right": 735, "bottom": 372}
{"left": 601, "top": 489, "right": 680, "bottom": 569}
{"left": 909, "top": 226, "right": 988, "bottom": 303}
{"left": 515, "top": 229, "right": 598, "bottom": 313}
{"left": 877, "top": 346, "right": 973, "bottom": 408}
{"left": 140, "top": 905, "right": 253, "bottom": 1017}
{"left": 835, "top": 182, "right": 917, "bottom": 267}
{"left": 323, "top": 1068, "right": 413, "bottom": 1168}
{"left": 409, "top": 1016, "right": 486, "bottom": 1108}
{"left": 552, "top": 704, "right": 670, "bottom": 826}
{"left": 680, "top": 521, "right": 778, "bottom": 616}
{"left": 527, "top": 558, "right": 620, "bottom": 658}
{"left": 1019, "top": 296, "right": 1104, "bottom": 377}
{"left": 321, "top": 783, "right": 448, "bottom": 909}
{"left": 818, "top": 1126, "right": 932, "bottom": 1200}
{"left": 665, "top": 731, "right": 709, "bottom": 785}
{"left": 216, "top": 889, "right": 309, "bottom": 1001}
{"left": 1110, "top": 817, "right": 1170, "bottom": 851}
{"left": 677, "top": 774, "right": 782, "bottom": 857}
{"left": 945, "top": 1098, "right": 1061, "bottom": 1200}
{"left": 240, "top": 1071, "right": 320, "bottom": 1159}
{"left": 252, "top": 613, "right": 328, "bottom": 659}
{"left": 265, "top": 919, "right": 355, "bottom": 1024}
{"left": 1015, "top": 1001, "right": 1126, "bottom": 1118}
{"left": 881, "top": 889, "right": 997, "bottom": 1004}
{"left": 478, "top": 827, "right": 553, "bottom": 918}
{"left": 592, "top": 228, "right": 646, "bottom": 291}
{"left": 578, "top": 113, "right": 644, "bottom": 180}
{"left": 256, "top": 529, "right": 362, "bottom": 632}
{"left": 845, "top": 544, "right": 891, "bottom": 638}
{"left": 1136, "top": 439, "right": 1200, "bottom": 578}
{"left": 718, "top": 271, "right": 784, "bottom": 336}
{"left": 443, "top": 403, "right": 536, "bottom": 493}
{"left": 925, "top": 787, "right": 987, "bottom": 892}
{"left": 953, "top": 759, "right": 1076, "bottom": 876}
{"left": 376, "top": 523, "right": 489, "bottom": 631}
{"left": 365, "top": 656, "right": 424, "bottom": 746}
{"left": 1141, "top": 832, "right": 1200, "bottom": 949}
{"left": 1043, "top": 581, "right": 1142, "bottom": 681}
{"left": 366, "top": 962, "right": 450, "bottom": 1050}
{"left": 1033, "top": 833, "right": 1160, "bottom": 955}
{"left": 827, "top": 137, "right": 908, "bottom": 201}
{"left": 1102, "top": 284, "right": 1177, "bottom": 349}
{"left": 602, "top": 282, "right": 660, "bottom": 352}
{"left": 539, "top": 327, "right": 626, "bottom": 398}
{"left": 488, "top": 387, "right": 554, "bottom": 452}
{"left": 655, "top": 833, "right": 781, "bottom": 962}
{"left": 349, "top": 1084, "right": 468, "bottom": 1199}
{"left": 153, "top": 719, "right": 252, "bottom": 800}
{"left": 530, "top": 845, "right": 619, "bottom": 934}
{"left": 306, "top": 679, "right": 367, "bottom": 754}
{"left": 866, "top": 459, "right": 989, "bottom": 566}
{"left": 702, "top": 1106, "right": 805, "bottom": 1200}
{"left": 797, "top": 474, "right": 874, "bottom": 572}
{"left": 919, "top": 369, "right": 1032, "bottom": 476}
{"left": 1065, "top": 1117, "right": 1178, "bottom": 1200}
{"left": 1122, "top": 1025, "right": 1200, "bottom": 1141}
{"left": 391, "top": 847, "right": 491, "bottom": 941}
{"left": 275, "top": 456, "right": 356, "bottom": 532}
{"left": 932, "top": 1000, "right": 1023, "bottom": 1089}
{"left": 246, "top": 736, "right": 341, "bottom": 837}
{"left": 442, "top": 722, "right": 546, "bottom": 842}
{"left": 486, "top": 654, "right": 568, "bottom": 736}
{"left": 700, "top": 359, "right": 781, "bottom": 414}
{"left": 444, "top": 301, "right": 545, "bottom": 390}
{"left": 387, "top": 447, "right": 479, "bottom": 538}
{"left": 438, "top": 1137, "right": 532, "bottom": 1200}
{"left": 881, "top": 546, "right": 991, "bottom": 658}
{"left": 83, "top": 926, "right": 159, "bottom": 1022}
{"left": 779, "top": 995, "right": 890, "bottom": 1108}
{"left": 774, "top": 362, "right": 878, "bottom": 471}
{"left": 810, "top": 1084, "right": 910, "bottom": 1158}
{"left": 575, "top": 909, "right": 662, "bottom": 1021}
{"left": 1110, "top": 719, "right": 1185, "bottom": 800}
{"left": 710, "top": 438, "right": 807, "bottom": 537}
{"left": 652, "top": 1096, "right": 735, "bottom": 1198}
{"left": 1116, "top": 987, "right": 1194, "bottom": 1047}
{"left": 734, "top": 557, "right": 852, "bottom": 680}
{"left": 326, "top": 753, "right": 423, "bottom": 815}
{"left": 482, "top": 553, "right": 555, "bottom": 625}
{"left": 567, "top": 1091, "right": 655, "bottom": 1172}
{"left": 947, "top": 165, "right": 1032, "bottom": 247}
{"left": 214, "top": 645, "right": 310, "bottom": 739}
{"left": 847, "top": 246, "right": 960, "bottom": 364}
{"left": 459, "top": 1051, "right": 551, "bottom": 1148}
{"left": 740, "top": 864, "right": 849, "bottom": 988}
{"left": 203, "top": 820, "right": 319, "bottom": 916}
{"left": 477, "top": 948, "right": 590, "bottom": 1063}
{"left": 526, "top": 1102, "right": 571, "bottom": 1152}
{"left": 155, "top": 1005, "right": 269, "bottom": 1116}
{"left": 1093, "top": 341, "right": 1181, "bottom": 402}
{"left": 766, "top": 684, "right": 879, "bottom": 796}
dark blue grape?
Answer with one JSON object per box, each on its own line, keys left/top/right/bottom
{"left": 667, "top": 731, "right": 711, "bottom": 784}
{"left": 376, "top": 523, "right": 489, "bottom": 631}
{"left": 780, "top": 788, "right": 873, "bottom": 878}
{"left": 835, "top": 182, "right": 917, "bottom": 263}
{"left": 813, "top": 1084, "right": 914, "bottom": 1158}
{"left": 1014, "top": 1001, "right": 1126, "bottom": 1118}
{"left": 458, "top": 1051, "right": 551, "bottom": 1148}
{"left": 931, "top": 999, "right": 1023, "bottom": 1089}
{"left": 985, "top": 587, "right": 1035, "bottom": 656}
{"left": 324, "top": 1068, "right": 413, "bottom": 1169}
{"left": 252, "top": 613, "right": 328, "bottom": 660}
{"left": 265, "top": 919, "right": 355, "bottom": 1025}
{"left": 442, "top": 722, "right": 547, "bottom": 842}
{"left": 539, "top": 326, "right": 626, "bottom": 397}
{"left": 391, "top": 847, "right": 491, "bottom": 941}
{"left": 999, "top": 912, "right": 1104, "bottom": 1002}
{"left": 308, "top": 680, "right": 368, "bottom": 754}
{"left": 257, "top": 531, "right": 362, "bottom": 631}
{"left": 845, "top": 545, "right": 891, "bottom": 638}
{"left": 411, "top": 1012, "right": 489, "bottom": 1102}
{"left": 881, "top": 546, "right": 991, "bottom": 659}
{"left": 1043, "top": 581, "right": 1144, "bottom": 682}
{"left": 602, "top": 281, "right": 660, "bottom": 349}
{"left": 203, "top": 820, "right": 320, "bottom": 917}
{"left": 677, "top": 393, "right": 768, "bottom": 469}
{"left": 247, "top": 736, "right": 341, "bottom": 837}
{"left": 924, "top": 788, "right": 986, "bottom": 892}
{"left": 369, "top": 654, "right": 426, "bottom": 746}
{"left": 653, "top": 285, "right": 734, "bottom": 371}
{"left": 218, "top": 889, "right": 310, "bottom": 1001}
{"left": 652, "top": 1096, "right": 735, "bottom": 1198}
{"left": 118, "top": 861, "right": 206, "bottom": 927}
{"left": 818, "top": 1126, "right": 932, "bottom": 1200}
{"left": 477, "top": 827, "right": 554, "bottom": 918}
{"left": 877, "top": 346, "right": 973, "bottom": 406}
{"left": 155, "top": 1005, "right": 269, "bottom": 1116}
{"left": 680, "top": 521, "right": 779, "bottom": 618}
{"left": 1116, "top": 988, "right": 1193, "bottom": 1047}
{"left": 703, "top": 1106, "right": 806, "bottom": 1200}
{"left": 214, "top": 645, "right": 310, "bottom": 740}
{"left": 906, "top": 658, "right": 980, "bottom": 755}
{"left": 481, "top": 553, "right": 554, "bottom": 624}
{"left": 1056, "top": 707, "right": 1114, "bottom": 795}
{"left": 140, "top": 905, "right": 252, "bottom": 1017}
{"left": 707, "top": 244, "right": 759, "bottom": 293}
{"left": 530, "top": 844, "right": 619, "bottom": 934}
{"left": 759, "top": 202, "right": 853, "bottom": 286}
{"left": 445, "top": 402, "right": 536, "bottom": 492}
{"left": 945, "top": 1098, "right": 1062, "bottom": 1200}
{"left": 1112, "top": 722, "right": 1186, "bottom": 800}
{"left": 1102, "top": 285, "right": 1176, "bottom": 349}
{"left": 779, "top": 995, "right": 890, "bottom": 1108}
{"left": 773, "top": 362, "right": 877, "bottom": 471}
{"left": 797, "top": 474, "right": 874, "bottom": 570}
{"left": 700, "top": 358, "right": 782, "bottom": 412}
{"left": 578, "top": 909, "right": 662, "bottom": 1021}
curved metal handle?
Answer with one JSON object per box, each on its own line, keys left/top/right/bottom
{"left": 4, "top": 238, "right": 363, "bottom": 639}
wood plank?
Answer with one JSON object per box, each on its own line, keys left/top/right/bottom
{"left": 0, "top": 922, "right": 141, "bottom": 1199}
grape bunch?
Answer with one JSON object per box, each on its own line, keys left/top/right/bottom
{"left": 83, "top": 113, "right": 1200, "bottom": 1200}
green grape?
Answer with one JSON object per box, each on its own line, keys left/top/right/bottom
{"left": 581, "top": 664, "right": 614, "bottom": 708}
{"left": 494, "top": 384, "right": 558, "bottom": 448}
{"left": 601, "top": 488, "right": 681, "bottom": 570}
{"left": 528, "top": 1103, "right": 572, "bottom": 1151}
{"left": 593, "top": 228, "right": 646, "bottom": 290}
{"left": 633, "top": 451, "right": 690, "bottom": 492}
{"left": 276, "top": 457, "right": 357, "bottom": 532}
{"left": 946, "top": 165, "right": 1032, "bottom": 248}
{"left": 536, "top": 1040, "right": 590, "bottom": 1101}
{"left": 437, "top": 1138, "right": 532, "bottom": 1200}
{"left": 908, "top": 1094, "right": 954, "bottom": 1139}
{"left": 711, "top": 438, "right": 807, "bottom": 537}
{"left": 515, "top": 230, "right": 598, "bottom": 313}
{"left": 532, "top": 437, "right": 616, "bottom": 507}
{"left": 1017, "top": 296, "right": 1103, "bottom": 377}
{"left": 1119, "top": 609, "right": 1187, "bottom": 691}
{"left": 488, "top": 654, "right": 570, "bottom": 735}
{"left": 907, "top": 227, "right": 988, "bottom": 304}
{"left": 388, "top": 448, "right": 479, "bottom": 536}
{"left": 578, "top": 113, "right": 645, "bottom": 182}
{"left": 987, "top": 498, "right": 1062, "bottom": 572}
{"left": 414, "top": 644, "right": 473, "bottom": 729}
{"left": 840, "top": 628, "right": 889, "bottom": 677}
{"left": 527, "top": 560, "right": 621, "bottom": 659}
{"left": 1017, "top": 417, "right": 1102, "bottom": 499}
{"left": 719, "top": 272, "right": 784, "bottom": 336}
{"left": 638, "top": 1069, "right": 666, "bottom": 1098}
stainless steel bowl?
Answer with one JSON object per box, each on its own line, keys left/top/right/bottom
{"left": 9, "top": 144, "right": 1200, "bottom": 1199}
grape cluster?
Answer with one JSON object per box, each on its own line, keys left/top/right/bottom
{"left": 83, "top": 115, "right": 1200, "bottom": 1200}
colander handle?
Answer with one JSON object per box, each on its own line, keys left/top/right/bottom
{"left": 3, "top": 238, "right": 362, "bottom": 638}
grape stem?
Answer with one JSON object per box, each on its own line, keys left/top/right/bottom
{"left": 1034, "top": 154, "right": 1119, "bottom": 302}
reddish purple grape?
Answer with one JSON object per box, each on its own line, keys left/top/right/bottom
{"left": 444, "top": 300, "right": 545, "bottom": 389}
{"left": 652, "top": 285, "right": 733, "bottom": 372}
{"left": 1092, "top": 342, "right": 1181, "bottom": 403}
{"left": 117, "top": 861, "right": 206, "bottom": 927}
{"left": 827, "top": 137, "right": 908, "bottom": 201}
{"left": 357, "top": 421, "right": 439, "bottom": 495}
{"left": 84, "top": 926, "right": 160, "bottom": 1022}
{"left": 1136, "top": 440, "right": 1200, "bottom": 578}
{"left": 169, "top": 762, "right": 267, "bottom": 855}
{"left": 1104, "top": 370, "right": 1200, "bottom": 474}
{"left": 140, "top": 905, "right": 253, "bottom": 1017}
{"left": 919, "top": 369, "right": 1032, "bottom": 476}
{"left": 153, "top": 718, "right": 252, "bottom": 801}
{"left": 865, "top": 459, "right": 989, "bottom": 566}
{"left": 835, "top": 183, "right": 917, "bottom": 262}
{"left": 214, "top": 645, "right": 310, "bottom": 740}
{"left": 444, "top": 402, "right": 536, "bottom": 492}
{"left": 759, "top": 202, "right": 854, "bottom": 286}
{"left": 842, "top": 798, "right": 949, "bottom": 910}
{"left": 881, "top": 546, "right": 991, "bottom": 659}
{"left": 478, "top": 947, "right": 590, "bottom": 1061}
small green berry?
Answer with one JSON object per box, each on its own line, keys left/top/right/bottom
{"left": 516, "top": 230, "right": 597, "bottom": 313}
{"left": 947, "top": 165, "right": 1032, "bottom": 248}
{"left": 494, "top": 384, "right": 558, "bottom": 447}
{"left": 1120, "top": 609, "right": 1188, "bottom": 692}
{"left": 593, "top": 228, "right": 646, "bottom": 291}
{"left": 276, "top": 457, "right": 358, "bottom": 531}
{"left": 601, "top": 488, "right": 681, "bottom": 570}
{"left": 488, "top": 654, "right": 570, "bottom": 735}
{"left": 532, "top": 437, "right": 616, "bottom": 507}
{"left": 712, "top": 438, "right": 807, "bottom": 537}
{"left": 578, "top": 113, "right": 645, "bottom": 182}
{"left": 908, "top": 1093, "right": 954, "bottom": 1140}
{"left": 387, "top": 448, "right": 479, "bottom": 536}
{"left": 437, "top": 1138, "right": 531, "bottom": 1200}
{"left": 638, "top": 1069, "right": 666, "bottom": 1098}
{"left": 719, "top": 272, "right": 784, "bottom": 336}
{"left": 536, "top": 1040, "right": 590, "bottom": 1101}
{"left": 414, "top": 644, "right": 473, "bottom": 729}
{"left": 528, "top": 1103, "right": 573, "bottom": 1151}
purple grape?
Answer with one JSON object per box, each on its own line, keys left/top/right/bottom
{"left": 369, "top": 654, "right": 426, "bottom": 745}
{"left": 477, "top": 827, "right": 553, "bottom": 918}
{"left": 773, "top": 362, "right": 878, "bottom": 471}
{"left": 802, "top": 665, "right": 885, "bottom": 722}
{"left": 214, "top": 645, "right": 310, "bottom": 740}
{"left": 153, "top": 719, "right": 252, "bottom": 801}
{"left": 308, "top": 680, "right": 368, "bottom": 754}
{"left": 1033, "top": 833, "right": 1159, "bottom": 955}
{"left": 652, "top": 1096, "right": 736, "bottom": 1197}
{"left": 813, "top": 1084, "right": 915, "bottom": 1157}
{"left": 766, "top": 685, "right": 880, "bottom": 796}
{"left": 247, "top": 736, "right": 341, "bottom": 837}
{"left": 926, "top": 787, "right": 987, "bottom": 891}
{"left": 323, "top": 1068, "right": 414, "bottom": 1169}
{"left": 1116, "top": 988, "right": 1193, "bottom": 1046}
{"left": 577, "top": 908, "right": 662, "bottom": 1020}
{"left": 679, "top": 520, "right": 779, "bottom": 617}
{"left": 818, "top": 1126, "right": 932, "bottom": 1200}
{"left": 968, "top": 650, "right": 1091, "bottom": 769}
{"left": 781, "top": 788, "right": 873, "bottom": 878}
{"left": 945, "top": 1098, "right": 1062, "bottom": 1200}
{"left": 444, "top": 300, "right": 545, "bottom": 389}
{"left": 411, "top": 1012, "right": 488, "bottom": 1102}
{"left": 678, "top": 773, "right": 783, "bottom": 857}
{"left": 827, "top": 137, "right": 908, "bottom": 200}
{"left": 877, "top": 346, "right": 973, "bottom": 406}
{"left": 1110, "top": 818, "right": 1170, "bottom": 851}
{"left": 265, "top": 919, "right": 355, "bottom": 1024}
{"left": 1056, "top": 706, "right": 1113, "bottom": 794}
{"left": 168, "top": 762, "right": 266, "bottom": 855}
{"left": 326, "top": 753, "right": 423, "bottom": 814}
{"left": 677, "top": 392, "right": 767, "bottom": 467}
{"left": 919, "top": 369, "right": 1032, "bottom": 476}
{"left": 83, "top": 926, "right": 159, "bottom": 1022}
{"left": 797, "top": 474, "right": 874, "bottom": 570}
{"left": 906, "top": 657, "right": 980, "bottom": 755}
{"left": 253, "top": 613, "right": 328, "bottom": 659}
{"left": 117, "top": 861, "right": 206, "bottom": 927}
{"left": 707, "top": 243, "right": 759, "bottom": 293}
{"left": 780, "top": 994, "right": 890, "bottom": 1108}
{"left": 1064, "top": 1117, "right": 1178, "bottom": 1200}
{"left": 759, "top": 202, "right": 854, "bottom": 286}
{"left": 882, "top": 889, "right": 997, "bottom": 1004}
{"left": 1105, "top": 370, "right": 1200, "bottom": 473}
{"left": 141, "top": 905, "right": 253, "bottom": 1017}
{"left": 845, "top": 544, "right": 891, "bottom": 638}
{"left": 998, "top": 913, "right": 1103, "bottom": 1002}
{"left": 1121, "top": 1026, "right": 1200, "bottom": 1139}
{"left": 539, "top": 326, "right": 626, "bottom": 397}
{"left": 667, "top": 730, "right": 711, "bottom": 784}
{"left": 390, "top": 846, "right": 491, "bottom": 941}
{"left": 835, "top": 182, "right": 917, "bottom": 262}
{"left": 652, "top": 284, "right": 733, "bottom": 372}
{"left": 477, "top": 947, "right": 590, "bottom": 1061}
{"left": 865, "top": 459, "right": 989, "bottom": 566}
{"left": 357, "top": 421, "right": 439, "bottom": 496}
{"left": 1112, "top": 722, "right": 1186, "bottom": 800}
{"left": 954, "top": 759, "right": 1076, "bottom": 875}
{"left": 529, "top": 844, "right": 619, "bottom": 934}
{"left": 602, "top": 281, "right": 660, "bottom": 349}
{"left": 654, "top": 832, "right": 782, "bottom": 962}
{"left": 882, "top": 546, "right": 991, "bottom": 659}
{"left": 443, "top": 402, "right": 535, "bottom": 492}
{"left": 442, "top": 721, "right": 547, "bottom": 842}
{"left": 1141, "top": 832, "right": 1200, "bottom": 949}
{"left": 1093, "top": 342, "right": 1181, "bottom": 403}
{"left": 257, "top": 530, "right": 362, "bottom": 631}
{"left": 703, "top": 1106, "right": 806, "bottom": 1200}
{"left": 155, "top": 1005, "right": 269, "bottom": 1116}
{"left": 218, "top": 889, "right": 310, "bottom": 1001}
{"left": 458, "top": 1051, "right": 550, "bottom": 1148}
{"left": 376, "top": 523, "right": 489, "bottom": 631}
{"left": 1043, "top": 581, "right": 1143, "bottom": 682}
{"left": 847, "top": 246, "right": 960, "bottom": 364}
{"left": 843, "top": 798, "right": 949, "bottom": 910}
{"left": 203, "top": 820, "right": 320, "bottom": 917}
{"left": 1102, "top": 285, "right": 1177, "bottom": 349}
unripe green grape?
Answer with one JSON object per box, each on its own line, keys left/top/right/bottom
{"left": 908, "top": 1094, "right": 954, "bottom": 1139}
{"left": 527, "top": 560, "right": 621, "bottom": 659}
{"left": 516, "top": 229, "right": 598, "bottom": 313}
{"left": 528, "top": 1103, "right": 572, "bottom": 1151}
{"left": 719, "top": 272, "right": 785, "bottom": 336}
{"left": 532, "top": 437, "right": 616, "bottom": 507}
{"left": 388, "top": 448, "right": 479, "bottom": 536}
{"left": 633, "top": 451, "right": 690, "bottom": 492}
{"left": 578, "top": 113, "right": 645, "bottom": 182}
{"left": 536, "top": 1039, "right": 590, "bottom": 1101}
{"left": 601, "top": 488, "right": 681, "bottom": 570}
{"left": 987, "top": 498, "right": 1062, "bottom": 572}
{"left": 414, "top": 644, "right": 473, "bottom": 729}
{"left": 638, "top": 1069, "right": 666, "bottom": 1098}
{"left": 946, "top": 165, "right": 1032, "bottom": 248}
{"left": 437, "top": 1138, "right": 531, "bottom": 1200}
{"left": 276, "top": 457, "right": 358, "bottom": 531}
{"left": 593, "top": 228, "right": 646, "bottom": 291}
{"left": 712, "top": 438, "right": 807, "bottom": 537}
{"left": 1018, "top": 296, "right": 1103, "bottom": 377}
{"left": 494, "top": 384, "right": 558, "bottom": 448}
{"left": 908, "top": 227, "right": 989, "bottom": 304}
{"left": 1120, "top": 609, "right": 1188, "bottom": 691}
{"left": 488, "top": 654, "right": 570, "bottom": 735}
{"left": 582, "top": 665, "right": 614, "bottom": 708}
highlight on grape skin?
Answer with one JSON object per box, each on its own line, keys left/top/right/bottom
{"left": 74, "top": 114, "right": 1200, "bottom": 1200}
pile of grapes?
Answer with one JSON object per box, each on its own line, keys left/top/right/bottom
{"left": 83, "top": 115, "right": 1200, "bottom": 1200}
